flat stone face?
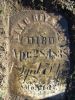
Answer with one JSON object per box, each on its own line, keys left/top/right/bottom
{"left": 9, "top": 10, "right": 70, "bottom": 99}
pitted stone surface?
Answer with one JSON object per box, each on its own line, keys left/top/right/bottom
{"left": 9, "top": 10, "right": 70, "bottom": 99}
{"left": 0, "top": 1, "right": 9, "bottom": 100}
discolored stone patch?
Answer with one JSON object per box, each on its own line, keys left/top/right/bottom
{"left": 9, "top": 10, "right": 70, "bottom": 99}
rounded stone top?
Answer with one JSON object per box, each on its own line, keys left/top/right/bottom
{"left": 9, "top": 10, "right": 70, "bottom": 99}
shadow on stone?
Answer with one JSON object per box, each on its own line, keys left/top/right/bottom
{"left": 41, "top": 92, "right": 65, "bottom": 100}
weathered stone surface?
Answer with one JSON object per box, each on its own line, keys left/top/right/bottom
{"left": 9, "top": 10, "right": 70, "bottom": 99}
{"left": 0, "top": 0, "right": 9, "bottom": 100}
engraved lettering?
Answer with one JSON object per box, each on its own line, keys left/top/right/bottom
{"left": 10, "top": 11, "right": 69, "bottom": 99}
{"left": 41, "top": 36, "right": 46, "bottom": 44}
{"left": 27, "top": 37, "right": 35, "bottom": 44}
{"left": 24, "top": 17, "right": 30, "bottom": 25}
{"left": 33, "top": 14, "right": 38, "bottom": 21}
{"left": 18, "top": 22, "right": 25, "bottom": 30}
{"left": 20, "top": 36, "right": 55, "bottom": 45}
{"left": 45, "top": 14, "right": 50, "bottom": 22}
{"left": 40, "top": 14, "right": 45, "bottom": 21}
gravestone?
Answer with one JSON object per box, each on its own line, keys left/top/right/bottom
{"left": 8, "top": 10, "right": 70, "bottom": 100}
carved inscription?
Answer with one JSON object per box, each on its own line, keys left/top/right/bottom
{"left": 10, "top": 11, "right": 69, "bottom": 99}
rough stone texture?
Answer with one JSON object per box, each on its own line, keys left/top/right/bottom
{"left": 0, "top": 1, "right": 70, "bottom": 100}
{"left": 0, "top": 0, "right": 9, "bottom": 99}
{"left": 9, "top": 10, "right": 70, "bottom": 99}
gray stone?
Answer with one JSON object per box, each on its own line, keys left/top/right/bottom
{"left": 9, "top": 10, "right": 70, "bottom": 99}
